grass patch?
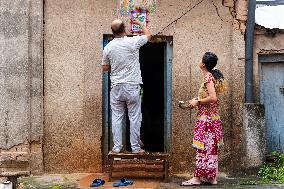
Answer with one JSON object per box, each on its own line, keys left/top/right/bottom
{"left": 17, "top": 176, "right": 77, "bottom": 189}
{"left": 258, "top": 151, "right": 284, "bottom": 184}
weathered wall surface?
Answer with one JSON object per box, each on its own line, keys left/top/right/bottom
{"left": 0, "top": 0, "right": 43, "bottom": 176}
{"left": 253, "top": 29, "right": 284, "bottom": 103}
{"left": 223, "top": 0, "right": 248, "bottom": 34}
{"left": 242, "top": 104, "right": 265, "bottom": 171}
{"left": 43, "top": 0, "right": 115, "bottom": 173}
{"left": 44, "top": 0, "right": 246, "bottom": 174}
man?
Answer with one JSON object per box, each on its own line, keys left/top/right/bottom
{"left": 102, "top": 19, "right": 151, "bottom": 154}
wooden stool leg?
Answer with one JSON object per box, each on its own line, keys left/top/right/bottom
{"left": 109, "top": 157, "right": 113, "bottom": 182}
{"left": 164, "top": 160, "right": 169, "bottom": 182}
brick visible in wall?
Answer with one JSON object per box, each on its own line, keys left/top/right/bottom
{"left": 30, "top": 142, "right": 43, "bottom": 175}
{"left": 222, "top": 0, "right": 235, "bottom": 8}
{"left": 236, "top": 0, "right": 248, "bottom": 21}
{"left": 0, "top": 143, "right": 30, "bottom": 177}
{"left": 222, "top": 0, "right": 248, "bottom": 34}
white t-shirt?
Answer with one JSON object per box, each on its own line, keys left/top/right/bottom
{"left": 102, "top": 35, "right": 148, "bottom": 87}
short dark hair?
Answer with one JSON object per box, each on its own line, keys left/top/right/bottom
{"left": 202, "top": 52, "right": 218, "bottom": 72}
{"left": 111, "top": 22, "right": 125, "bottom": 35}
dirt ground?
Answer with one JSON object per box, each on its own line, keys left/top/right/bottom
{"left": 17, "top": 173, "right": 284, "bottom": 189}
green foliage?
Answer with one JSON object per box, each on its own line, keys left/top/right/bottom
{"left": 16, "top": 176, "right": 75, "bottom": 189}
{"left": 258, "top": 151, "right": 284, "bottom": 183}
{"left": 17, "top": 178, "right": 37, "bottom": 189}
{"left": 49, "top": 184, "right": 62, "bottom": 189}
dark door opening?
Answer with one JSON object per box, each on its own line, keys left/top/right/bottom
{"left": 126, "top": 42, "right": 165, "bottom": 152}
{"left": 102, "top": 35, "right": 173, "bottom": 164}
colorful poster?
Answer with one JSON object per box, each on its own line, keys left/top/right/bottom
{"left": 119, "top": 0, "right": 157, "bottom": 16}
{"left": 130, "top": 9, "right": 148, "bottom": 33}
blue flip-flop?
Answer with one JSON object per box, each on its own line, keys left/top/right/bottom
{"left": 90, "top": 179, "right": 105, "bottom": 187}
{"left": 113, "top": 178, "right": 134, "bottom": 187}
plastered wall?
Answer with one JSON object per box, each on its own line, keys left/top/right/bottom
{"left": 44, "top": 0, "right": 246, "bottom": 174}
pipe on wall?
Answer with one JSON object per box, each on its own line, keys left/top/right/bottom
{"left": 245, "top": 0, "right": 256, "bottom": 103}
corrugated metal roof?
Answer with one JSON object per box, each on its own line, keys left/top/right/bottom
{"left": 255, "top": 4, "right": 284, "bottom": 29}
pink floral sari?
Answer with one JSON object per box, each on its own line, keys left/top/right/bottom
{"left": 193, "top": 73, "right": 223, "bottom": 179}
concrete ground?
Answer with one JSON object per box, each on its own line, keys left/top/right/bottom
{"left": 16, "top": 173, "right": 284, "bottom": 189}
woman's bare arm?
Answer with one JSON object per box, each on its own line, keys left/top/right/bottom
{"left": 199, "top": 82, "right": 217, "bottom": 104}
{"left": 190, "top": 81, "right": 217, "bottom": 107}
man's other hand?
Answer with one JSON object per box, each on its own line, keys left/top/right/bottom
{"left": 132, "top": 19, "right": 143, "bottom": 26}
{"left": 102, "top": 65, "right": 111, "bottom": 72}
{"left": 131, "top": 19, "right": 151, "bottom": 41}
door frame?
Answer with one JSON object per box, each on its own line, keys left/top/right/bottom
{"left": 259, "top": 53, "right": 284, "bottom": 103}
{"left": 102, "top": 34, "right": 173, "bottom": 165}
{"left": 259, "top": 53, "right": 284, "bottom": 152}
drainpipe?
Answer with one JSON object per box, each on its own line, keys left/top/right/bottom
{"left": 245, "top": 0, "right": 256, "bottom": 103}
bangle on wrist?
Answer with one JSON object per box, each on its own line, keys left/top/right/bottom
{"left": 198, "top": 99, "right": 201, "bottom": 105}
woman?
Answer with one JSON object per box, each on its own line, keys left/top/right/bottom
{"left": 180, "top": 52, "right": 227, "bottom": 186}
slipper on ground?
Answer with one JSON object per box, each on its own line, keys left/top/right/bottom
{"left": 113, "top": 178, "right": 134, "bottom": 187}
{"left": 90, "top": 178, "right": 105, "bottom": 187}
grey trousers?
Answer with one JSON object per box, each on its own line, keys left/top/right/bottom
{"left": 110, "top": 84, "right": 142, "bottom": 152}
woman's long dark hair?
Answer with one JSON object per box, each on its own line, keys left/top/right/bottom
{"left": 211, "top": 69, "right": 224, "bottom": 80}
{"left": 202, "top": 52, "right": 227, "bottom": 94}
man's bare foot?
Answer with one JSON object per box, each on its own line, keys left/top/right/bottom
{"left": 132, "top": 149, "right": 145, "bottom": 154}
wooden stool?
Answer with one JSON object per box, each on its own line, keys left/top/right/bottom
{"left": 108, "top": 152, "right": 169, "bottom": 182}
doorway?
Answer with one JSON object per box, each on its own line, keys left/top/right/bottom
{"left": 259, "top": 54, "right": 284, "bottom": 153}
{"left": 102, "top": 35, "right": 173, "bottom": 162}
{"left": 125, "top": 42, "right": 165, "bottom": 152}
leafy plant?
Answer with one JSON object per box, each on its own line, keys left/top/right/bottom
{"left": 258, "top": 151, "right": 284, "bottom": 183}
{"left": 49, "top": 184, "right": 62, "bottom": 189}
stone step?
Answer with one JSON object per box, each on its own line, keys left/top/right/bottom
{"left": 0, "top": 170, "right": 29, "bottom": 177}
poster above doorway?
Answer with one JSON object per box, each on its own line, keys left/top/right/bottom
{"left": 118, "top": 0, "right": 157, "bottom": 16}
